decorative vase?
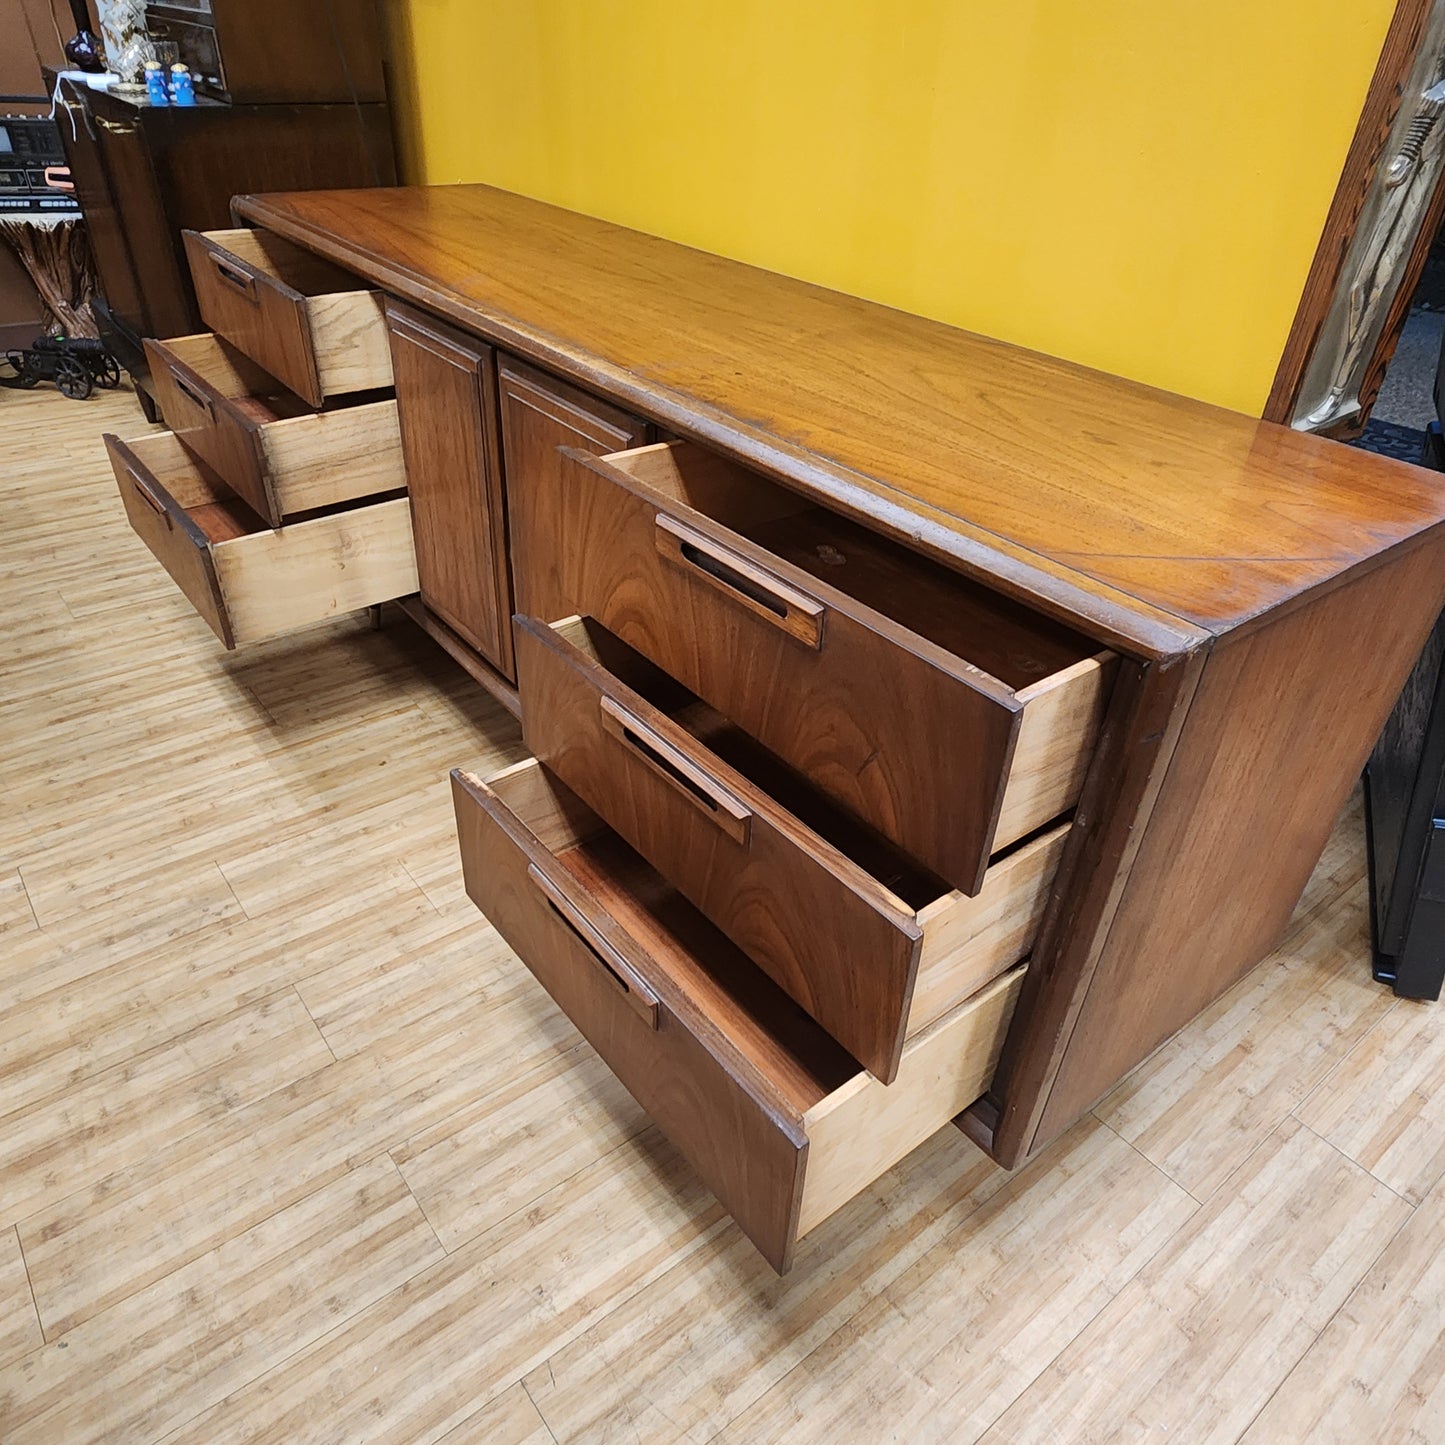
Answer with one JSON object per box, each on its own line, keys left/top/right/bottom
{"left": 63, "top": 0, "right": 105, "bottom": 73}
{"left": 94, "top": 0, "right": 157, "bottom": 86}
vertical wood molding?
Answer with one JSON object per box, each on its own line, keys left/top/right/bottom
{"left": 1265, "top": 0, "right": 1434, "bottom": 425}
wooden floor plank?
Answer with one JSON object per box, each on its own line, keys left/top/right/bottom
{"left": 391, "top": 1044, "right": 649, "bottom": 1252}
{"left": 435, "top": 1383, "right": 555, "bottom": 1445}
{"left": 979, "top": 1117, "right": 1411, "bottom": 1443}
{"left": 1241, "top": 1169, "right": 1445, "bottom": 1442}
{"left": 1296, "top": 993, "right": 1445, "bottom": 1205}
{"left": 159, "top": 1129, "right": 725, "bottom": 1445}
{"left": 703, "top": 1119, "right": 1193, "bottom": 1445}
{"left": 20, "top": 975, "right": 577, "bottom": 1338}
{"left": 0, "top": 1156, "right": 444, "bottom": 1444}
{"left": 1094, "top": 879, "right": 1390, "bottom": 1201}
{"left": 0, "top": 1227, "right": 41, "bottom": 1370}
{"left": 0, "top": 869, "right": 38, "bottom": 936}
{"left": 0, "top": 990, "right": 333, "bottom": 1230}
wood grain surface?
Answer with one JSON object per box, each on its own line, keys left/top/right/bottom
{"left": 499, "top": 355, "right": 651, "bottom": 623}
{"left": 145, "top": 332, "right": 405, "bottom": 524}
{"left": 1264, "top": 0, "right": 1436, "bottom": 426}
{"left": 235, "top": 184, "right": 1445, "bottom": 653}
{"left": 1032, "top": 534, "right": 1445, "bottom": 1152}
{"left": 516, "top": 616, "right": 1058, "bottom": 1077}
{"left": 534, "top": 440, "right": 1081, "bottom": 896}
{"left": 386, "top": 300, "right": 514, "bottom": 674}
{"left": 514, "top": 614, "right": 924, "bottom": 1080}
{"left": 184, "top": 227, "right": 391, "bottom": 406}
{"left": 8, "top": 381, "right": 1445, "bottom": 1441}
{"left": 105, "top": 428, "right": 420, "bottom": 650}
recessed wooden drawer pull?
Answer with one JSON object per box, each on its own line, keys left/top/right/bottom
{"left": 655, "top": 514, "right": 824, "bottom": 648}
{"left": 527, "top": 863, "right": 661, "bottom": 1027}
{"left": 208, "top": 253, "right": 259, "bottom": 302}
{"left": 169, "top": 366, "right": 214, "bottom": 419}
{"left": 125, "top": 464, "right": 169, "bottom": 521}
{"left": 598, "top": 695, "right": 752, "bottom": 845}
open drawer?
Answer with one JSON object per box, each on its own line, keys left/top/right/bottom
{"left": 105, "top": 430, "right": 418, "bottom": 649}
{"left": 146, "top": 333, "right": 404, "bottom": 526}
{"left": 182, "top": 227, "right": 392, "bottom": 408}
{"left": 538, "top": 440, "right": 1115, "bottom": 896}
{"left": 453, "top": 758, "right": 1025, "bottom": 1274}
{"left": 516, "top": 614, "right": 1065, "bottom": 1081}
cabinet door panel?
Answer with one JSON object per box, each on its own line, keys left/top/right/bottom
{"left": 386, "top": 299, "right": 513, "bottom": 676}
{"left": 499, "top": 355, "right": 650, "bottom": 623}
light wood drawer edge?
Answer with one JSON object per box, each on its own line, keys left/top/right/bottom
{"left": 214, "top": 497, "right": 417, "bottom": 644}
{"left": 997, "top": 652, "right": 1117, "bottom": 846}
{"left": 798, "top": 962, "right": 1024, "bottom": 1238}
{"left": 259, "top": 399, "right": 405, "bottom": 514}
{"left": 306, "top": 290, "right": 393, "bottom": 395}
{"left": 911, "top": 824, "right": 1068, "bottom": 1035}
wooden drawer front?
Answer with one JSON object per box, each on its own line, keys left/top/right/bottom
{"left": 106, "top": 430, "right": 418, "bottom": 649}
{"left": 452, "top": 760, "right": 1024, "bottom": 1273}
{"left": 183, "top": 228, "right": 391, "bottom": 407}
{"left": 146, "top": 334, "right": 405, "bottom": 527}
{"left": 538, "top": 441, "right": 1114, "bottom": 896}
{"left": 499, "top": 355, "right": 651, "bottom": 625}
{"left": 516, "top": 615, "right": 1066, "bottom": 1080}
{"left": 386, "top": 301, "right": 513, "bottom": 675}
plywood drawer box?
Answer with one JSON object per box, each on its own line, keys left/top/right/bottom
{"left": 105, "top": 430, "right": 417, "bottom": 649}
{"left": 536, "top": 440, "right": 1114, "bottom": 897}
{"left": 452, "top": 758, "right": 1025, "bottom": 1274}
{"left": 182, "top": 227, "right": 392, "bottom": 407}
{"left": 515, "top": 614, "right": 1065, "bottom": 1081}
{"left": 146, "top": 333, "right": 404, "bottom": 526}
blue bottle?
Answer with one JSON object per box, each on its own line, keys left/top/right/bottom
{"left": 170, "top": 64, "right": 196, "bottom": 106}
{"left": 145, "top": 62, "right": 169, "bottom": 106}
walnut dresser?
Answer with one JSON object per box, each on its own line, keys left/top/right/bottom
{"left": 101, "top": 184, "right": 1445, "bottom": 1273}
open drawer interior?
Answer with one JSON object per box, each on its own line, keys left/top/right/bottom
{"left": 526, "top": 615, "right": 1066, "bottom": 1052}
{"left": 554, "top": 439, "right": 1115, "bottom": 892}
{"left": 148, "top": 333, "right": 405, "bottom": 523}
{"left": 456, "top": 757, "right": 1025, "bottom": 1272}
{"left": 184, "top": 228, "right": 393, "bottom": 407}
{"left": 605, "top": 441, "right": 1106, "bottom": 693}
{"left": 192, "top": 226, "right": 374, "bottom": 308}
{"left": 107, "top": 429, "right": 417, "bottom": 649}
{"left": 119, "top": 430, "right": 270, "bottom": 543}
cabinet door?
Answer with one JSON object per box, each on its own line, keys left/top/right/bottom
{"left": 499, "top": 355, "right": 651, "bottom": 623}
{"left": 385, "top": 300, "right": 514, "bottom": 676}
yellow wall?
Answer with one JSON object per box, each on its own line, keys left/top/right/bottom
{"left": 382, "top": 1, "right": 1395, "bottom": 415}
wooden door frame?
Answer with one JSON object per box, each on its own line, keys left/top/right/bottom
{"left": 1266, "top": 0, "right": 1445, "bottom": 431}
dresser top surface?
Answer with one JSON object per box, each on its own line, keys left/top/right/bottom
{"left": 237, "top": 183, "right": 1445, "bottom": 657}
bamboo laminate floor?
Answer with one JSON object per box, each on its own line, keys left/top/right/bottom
{"left": 3, "top": 381, "right": 1444, "bottom": 1443}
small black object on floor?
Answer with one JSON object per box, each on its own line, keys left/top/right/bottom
{"left": 0, "top": 334, "right": 122, "bottom": 401}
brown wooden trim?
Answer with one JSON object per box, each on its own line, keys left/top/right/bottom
{"left": 1353, "top": 154, "right": 1445, "bottom": 432}
{"left": 1265, "top": 0, "right": 1434, "bottom": 424}
{"left": 394, "top": 596, "right": 523, "bottom": 719}
{"left": 986, "top": 645, "right": 1208, "bottom": 1168}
